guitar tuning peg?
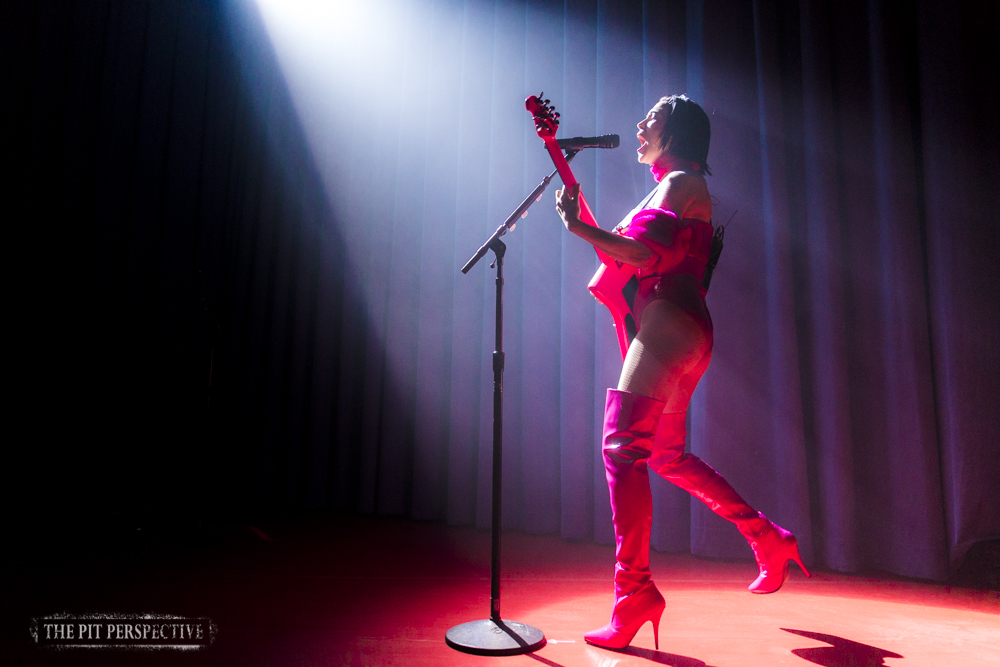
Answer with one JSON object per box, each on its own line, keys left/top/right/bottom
{"left": 538, "top": 91, "right": 544, "bottom": 98}
{"left": 554, "top": 112, "right": 560, "bottom": 118}
{"left": 544, "top": 99, "right": 550, "bottom": 104}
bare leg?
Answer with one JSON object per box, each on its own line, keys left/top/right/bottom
{"left": 618, "top": 299, "right": 712, "bottom": 412}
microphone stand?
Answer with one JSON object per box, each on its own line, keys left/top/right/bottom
{"left": 447, "top": 150, "right": 579, "bottom": 656}
{"left": 460, "top": 150, "right": 579, "bottom": 275}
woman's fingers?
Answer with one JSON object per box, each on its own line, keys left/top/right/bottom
{"left": 555, "top": 186, "right": 578, "bottom": 205}
{"left": 556, "top": 185, "right": 582, "bottom": 228}
{"left": 556, "top": 184, "right": 579, "bottom": 201}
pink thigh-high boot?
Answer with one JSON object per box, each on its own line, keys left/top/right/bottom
{"left": 585, "top": 389, "right": 667, "bottom": 650}
{"left": 649, "top": 412, "right": 811, "bottom": 593}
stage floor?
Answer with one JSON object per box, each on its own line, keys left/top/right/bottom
{"left": 7, "top": 514, "right": 998, "bottom": 666}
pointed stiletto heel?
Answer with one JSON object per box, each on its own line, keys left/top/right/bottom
{"left": 791, "top": 550, "right": 811, "bottom": 578}
{"left": 745, "top": 520, "right": 812, "bottom": 594}
{"left": 584, "top": 581, "right": 666, "bottom": 650}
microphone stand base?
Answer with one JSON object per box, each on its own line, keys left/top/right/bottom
{"left": 446, "top": 618, "right": 546, "bottom": 656}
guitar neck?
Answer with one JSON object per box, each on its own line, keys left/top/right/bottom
{"left": 540, "top": 136, "right": 611, "bottom": 264}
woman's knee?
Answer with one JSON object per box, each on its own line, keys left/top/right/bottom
{"left": 647, "top": 411, "right": 687, "bottom": 473}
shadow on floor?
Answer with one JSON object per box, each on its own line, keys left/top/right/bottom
{"left": 619, "top": 645, "right": 708, "bottom": 666}
{"left": 527, "top": 652, "right": 567, "bottom": 667}
{"left": 782, "top": 628, "right": 903, "bottom": 667}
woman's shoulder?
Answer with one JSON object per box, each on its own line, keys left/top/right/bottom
{"left": 658, "top": 170, "right": 708, "bottom": 198}
{"left": 649, "top": 171, "right": 711, "bottom": 220}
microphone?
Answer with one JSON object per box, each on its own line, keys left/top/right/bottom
{"left": 556, "top": 134, "right": 620, "bottom": 150}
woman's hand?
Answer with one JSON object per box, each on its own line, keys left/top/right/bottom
{"left": 555, "top": 182, "right": 583, "bottom": 231}
{"left": 555, "top": 181, "right": 653, "bottom": 267}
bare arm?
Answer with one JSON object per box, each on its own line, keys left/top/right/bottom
{"left": 555, "top": 183, "right": 654, "bottom": 266}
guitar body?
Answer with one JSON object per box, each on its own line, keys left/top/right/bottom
{"left": 587, "top": 260, "right": 639, "bottom": 360}
{"left": 526, "top": 95, "right": 638, "bottom": 360}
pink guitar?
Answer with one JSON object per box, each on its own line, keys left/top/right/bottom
{"left": 526, "top": 94, "right": 639, "bottom": 360}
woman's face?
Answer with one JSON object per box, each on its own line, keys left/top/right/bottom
{"left": 636, "top": 106, "right": 671, "bottom": 165}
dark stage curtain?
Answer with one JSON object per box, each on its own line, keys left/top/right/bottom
{"left": 5, "top": 0, "right": 997, "bottom": 582}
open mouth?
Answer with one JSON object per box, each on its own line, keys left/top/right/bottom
{"left": 637, "top": 133, "right": 648, "bottom": 153}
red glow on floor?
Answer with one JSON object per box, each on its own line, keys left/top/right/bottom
{"left": 9, "top": 515, "right": 999, "bottom": 666}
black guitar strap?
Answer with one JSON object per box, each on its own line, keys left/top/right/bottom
{"left": 702, "top": 224, "right": 725, "bottom": 291}
{"left": 615, "top": 186, "right": 661, "bottom": 233}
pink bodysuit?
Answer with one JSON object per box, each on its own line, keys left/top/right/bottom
{"left": 616, "top": 208, "right": 714, "bottom": 330}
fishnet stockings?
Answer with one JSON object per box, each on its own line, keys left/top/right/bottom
{"left": 618, "top": 298, "right": 713, "bottom": 413}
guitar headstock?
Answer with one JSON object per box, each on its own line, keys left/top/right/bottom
{"left": 525, "top": 93, "right": 560, "bottom": 138}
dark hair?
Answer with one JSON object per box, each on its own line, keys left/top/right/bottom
{"left": 656, "top": 95, "right": 712, "bottom": 176}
